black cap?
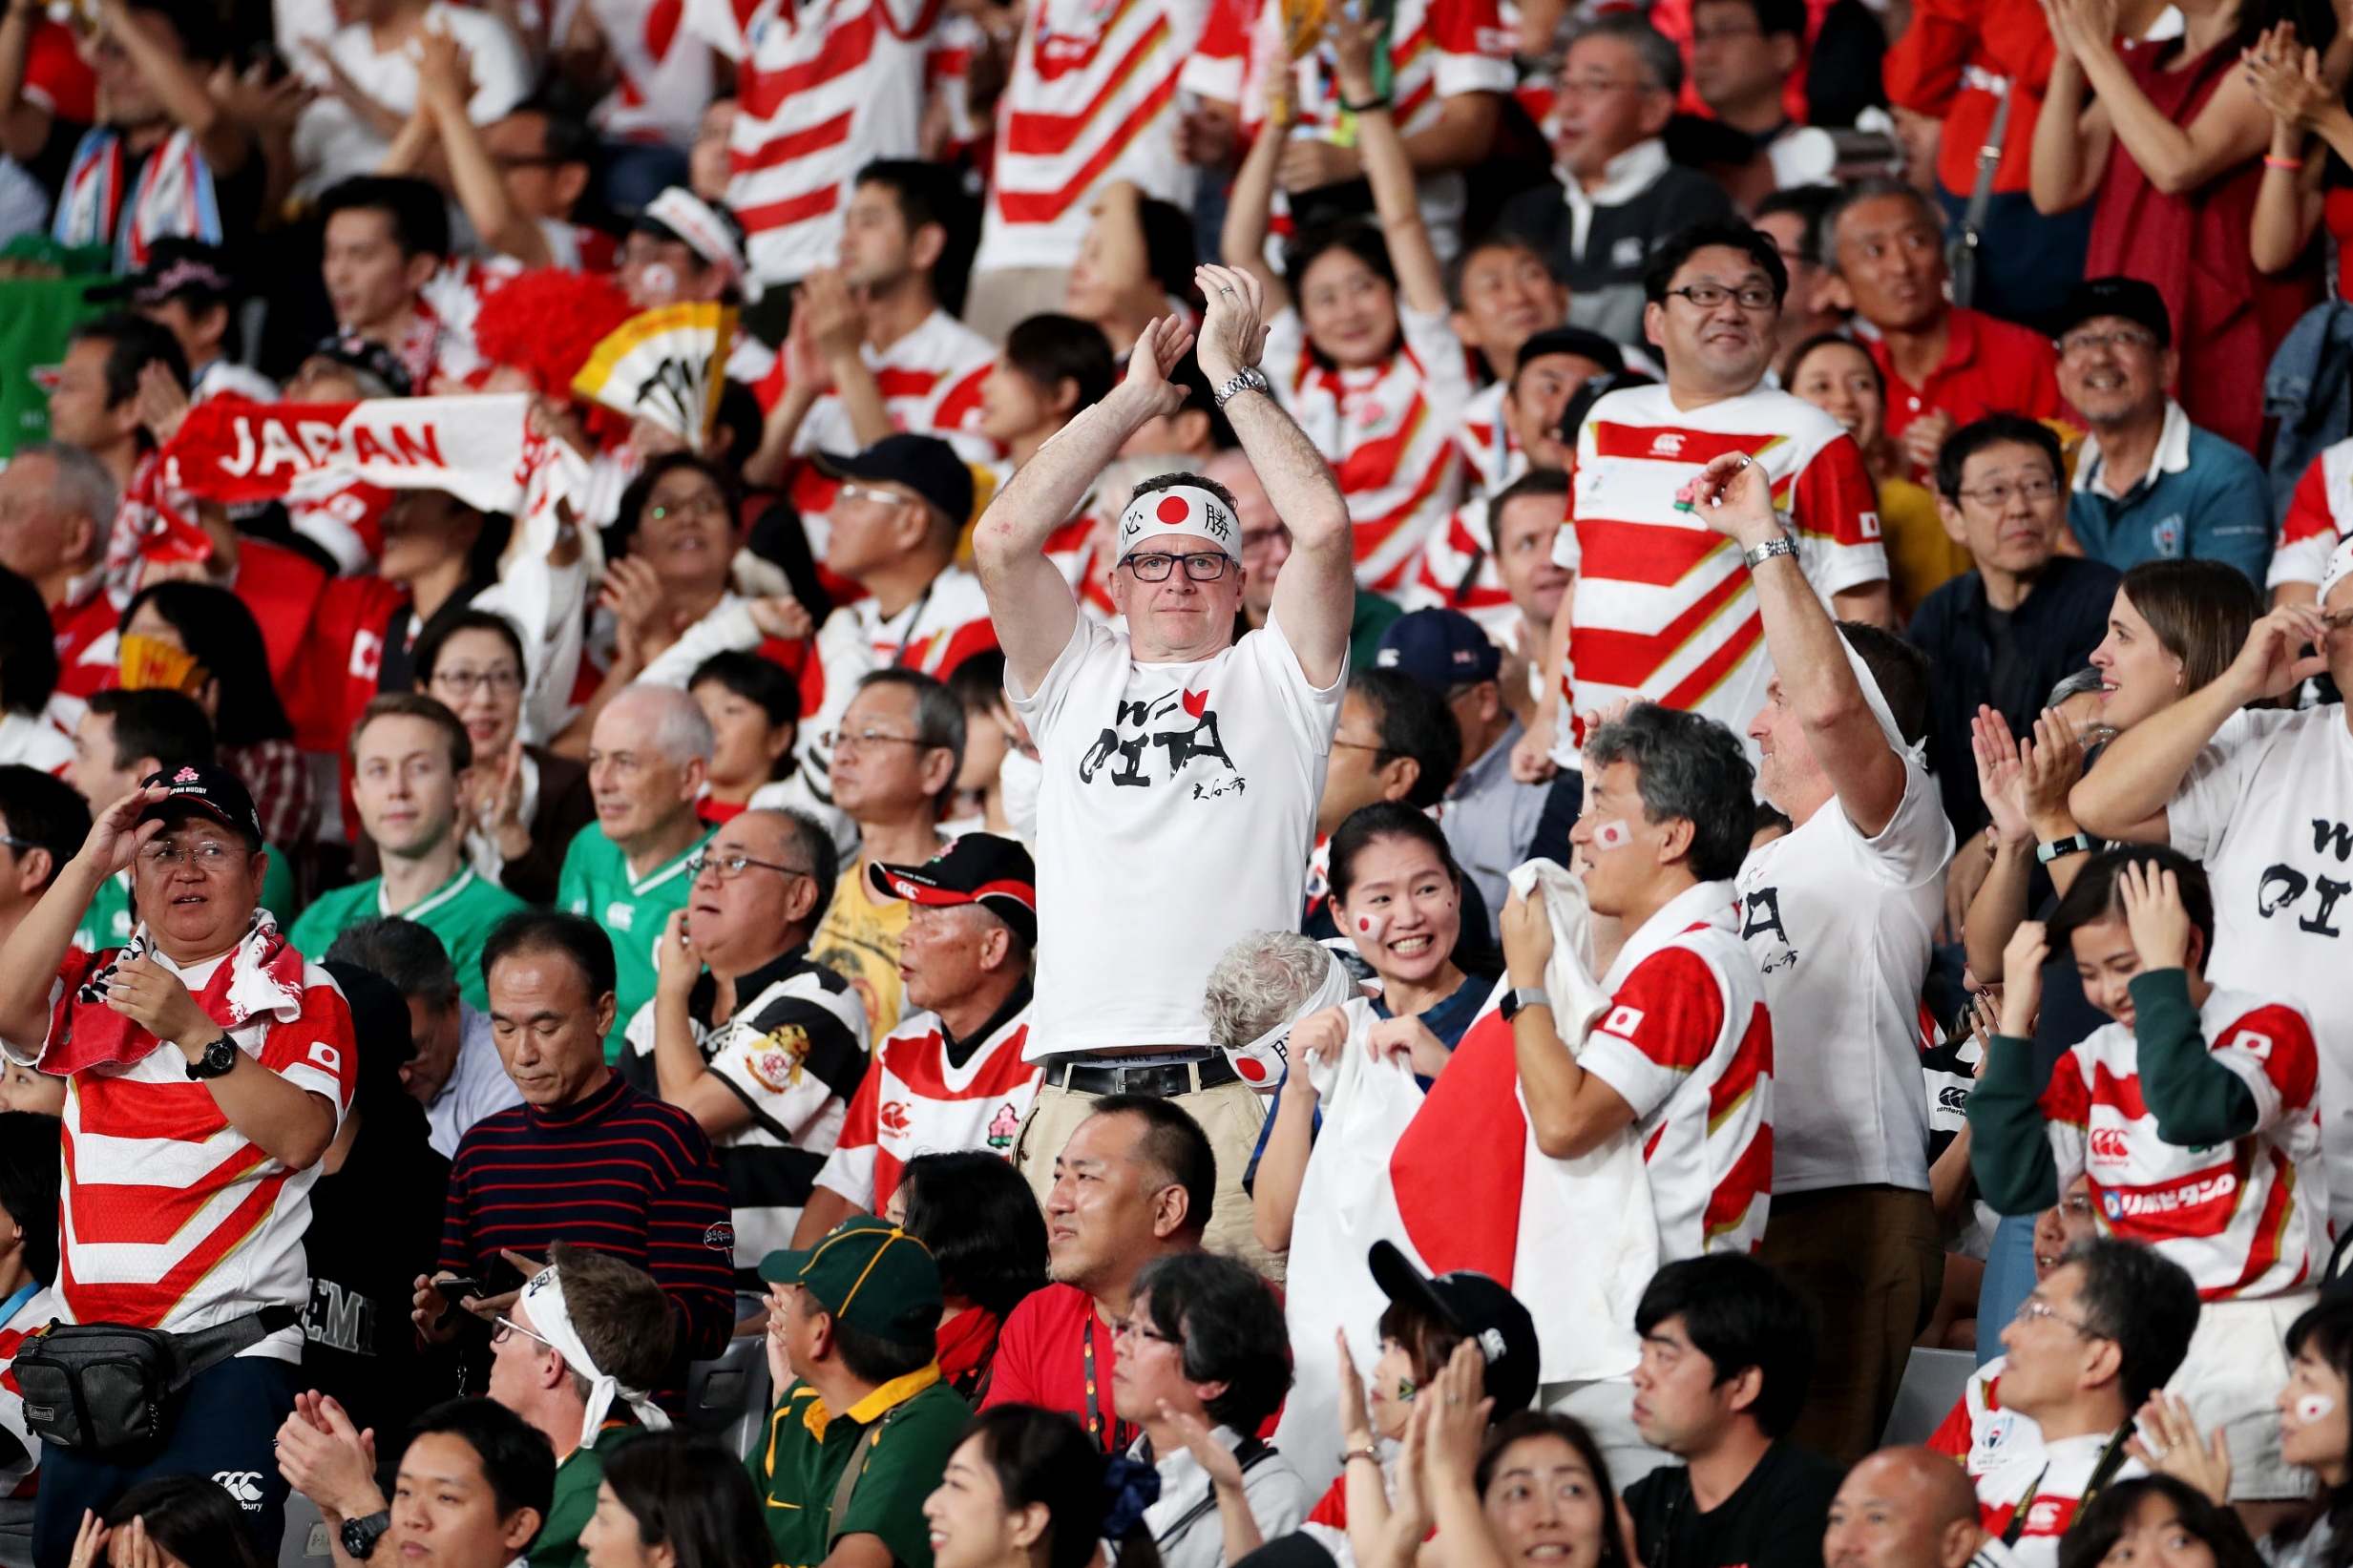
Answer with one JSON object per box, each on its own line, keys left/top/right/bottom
{"left": 868, "top": 833, "right": 1037, "bottom": 947}
{"left": 2054, "top": 277, "right": 2171, "bottom": 348}
{"left": 136, "top": 763, "right": 263, "bottom": 851}
{"left": 817, "top": 434, "right": 975, "bottom": 530}
{"left": 1369, "top": 1241, "right": 1541, "bottom": 1416}
{"left": 94, "top": 238, "right": 238, "bottom": 308}
{"left": 1514, "top": 325, "right": 1625, "bottom": 379}
{"left": 1376, "top": 608, "right": 1502, "bottom": 690}
{"left": 301, "top": 335, "right": 413, "bottom": 399}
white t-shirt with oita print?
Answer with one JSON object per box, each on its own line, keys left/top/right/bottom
{"left": 1009, "top": 615, "right": 1343, "bottom": 1056}
{"left": 1734, "top": 755, "right": 1952, "bottom": 1195}
{"left": 2169, "top": 703, "right": 2353, "bottom": 1232}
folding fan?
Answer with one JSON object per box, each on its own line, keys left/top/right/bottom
{"left": 571, "top": 303, "right": 737, "bottom": 451}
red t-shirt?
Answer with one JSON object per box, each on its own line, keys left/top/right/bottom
{"left": 979, "top": 1284, "right": 1133, "bottom": 1451}
{"left": 1870, "top": 307, "right": 2065, "bottom": 450}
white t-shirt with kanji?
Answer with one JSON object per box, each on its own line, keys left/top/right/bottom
{"left": 1551, "top": 382, "right": 1886, "bottom": 765}
{"left": 2037, "top": 984, "right": 2325, "bottom": 1300}
{"left": 1576, "top": 878, "right": 1775, "bottom": 1260}
{"left": 1264, "top": 304, "right": 1474, "bottom": 594}
{"left": 974, "top": 0, "right": 1218, "bottom": 272}
{"left": 813, "top": 996, "right": 1040, "bottom": 1213}
{"left": 2169, "top": 703, "right": 2353, "bottom": 1232}
{"left": 1734, "top": 754, "right": 1952, "bottom": 1195}
{"left": 1009, "top": 614, "right": 1343, "bottom": 1056}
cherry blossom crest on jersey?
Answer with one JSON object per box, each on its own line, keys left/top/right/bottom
{"left": 1117, "top": 484, "right": 1243, "bottom": 564}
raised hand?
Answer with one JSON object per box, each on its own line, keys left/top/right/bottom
{"left": 1998, "top": 922, "right": 2048, "bottom": 1038}
{"left": 2225, "top": 603, "right": 2332, "bottom": 705}
{"left": 2117, "top": 858, "right": 2194, "bottom": 972}
{"left": 2128, "top": 1391, "right": 2232, "bottom": 1505}
{"left": 1682, "top": 449, "right": 1779, "bottom": 547}
{"left": 1193, "top": 263, "right": 1271, "bottom": 383}
{"left": 1336, "top": 1328, "right": 1376, "bottom": 1446}
{"left": 1972, "top": 705, "right": 2031, "bottom": 847}
{"left": 1116, "top": 315, "right": 1197, "bottom": 420}
{"left": 2020, "top": 708, "right": 2087, "bottom": 836}
{"left": 84, "top": 783, "right": 169, "bottom": 876}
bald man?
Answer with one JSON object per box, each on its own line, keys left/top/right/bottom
{"left": 1824, "top": 1448, "right": 1985, "bottom": 1568}
{"left": 559, "top": 683, "right": 716, "bottom": 1061}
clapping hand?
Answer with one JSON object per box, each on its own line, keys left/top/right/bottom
{"left": 1116, "top": 314, "right": 1199, "bottom": 422}
{"left": 2242, "top": 24, "right": 2330, "bottom": 127}
{"left": 1972, "top": 706, "right": 2031, "bottom": 847}
{"left": 1193, "top": 263, "right": 1271, "bottom": 385}
{"left": 2129, "top": 1392, "right": 2232, "bottom": 1505}
{"left": 1997, "top": 922, "right": 2048, "bottom": 1038}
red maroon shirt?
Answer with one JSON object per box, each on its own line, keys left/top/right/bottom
{"left": 1871, "top": 306, "right": 2066, "bottom": 449}
{"left": 979, "top": 1284, "right": 1132, "bottom": 1450}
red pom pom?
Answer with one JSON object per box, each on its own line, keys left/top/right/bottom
{"left": 472, "top": 267, "right": 638, "bottom": 401}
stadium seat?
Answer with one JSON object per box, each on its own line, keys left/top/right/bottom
{"left": 281, "top": 1489, "right": 333, "bottom": 1568}
{"left": 1881, "top": 1347, "right": 1978, "bottom": 1448}
{"left": 677, "top": 1291, "right": 775, "bottom": 1456}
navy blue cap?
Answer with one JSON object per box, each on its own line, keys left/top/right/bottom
{"left": 1374, "top": 608, "right": 1502, "bottom": 690}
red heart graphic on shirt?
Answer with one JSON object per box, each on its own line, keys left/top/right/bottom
{"left": 1182, "top": 688, "right": 1208, "bottom": 719}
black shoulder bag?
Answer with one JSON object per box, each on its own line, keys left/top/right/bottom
{"left": 14, "top": 1306, "right": 300, "bottom": 1455}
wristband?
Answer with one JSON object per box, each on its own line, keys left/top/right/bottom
{"left": 1342, "top": 94, "right": 1393, "bottom": 114}
{"left": 2265, "top": 154, "right": 2306, "bottom": 171}
{"left": 2036, "top": 832, "right": 2097, "bottom": 865}
{"left": 1340, "top": 1446, "right": 1381, "bottom": 1469}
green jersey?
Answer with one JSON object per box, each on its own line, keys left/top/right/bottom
{"left": 558, "top": 825, "right": 710, "bottom": 1062}
{"left": 529, "top": 1423, "right": 641, "bottom": 1568}
{"left": 287, "top": 865, "right": 528, "bottom": 1007}
{"left": 75, "top": 849, "right": 299, "bottom": 953}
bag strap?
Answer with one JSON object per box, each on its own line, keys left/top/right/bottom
{"left": 827, "top": 1398, "right": 912, "bottom": 1544}
{"left": 168, "top": 1306, "right": 300, "bottom": 1390}
{"left": 1153, "top": 1438, "right": 1276, "bottom": 1546}
{"left": 1951, "top": 86, "right": 2016, "bottom": 310}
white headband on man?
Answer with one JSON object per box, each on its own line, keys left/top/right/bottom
{"left": 2321, "top": 535, "right": 2353, "bottom": 606}
{"left": 520, "top": 1265, "right": 673, "bottom": 1450}
{"left": 1222, "top": 945, "right": 1357, "bottom": 1085}
{"left": 1117, "top": 484, "right": 1243, "bottom": 564}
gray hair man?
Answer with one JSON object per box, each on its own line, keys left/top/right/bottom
{"left": 974, "top": 268, "right": 1354, "bottom": 1275}
{"left": 326, "top": 915, "right": 522, "bottom": 1158}
{"left": 0, "top": 441, "right": 116, "bottom": 732}
{"left": 559, "top": 683, "right": 715, "bottom": 1062}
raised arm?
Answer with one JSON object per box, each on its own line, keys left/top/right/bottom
{"left": 0, "top": 784, "right": 165, "bottom": 1052}
{"left": 0, "top": 0, "right": 50, "bottom": 163}
{"left": 2056, "top": 0, "right": 2267, "bottom": 198}
{"left": 1205, "top": 263, "right": 1353, "bottom": 688}
{"left": 973, "top": 315, "right": 1195, "bottom": 689}
{"left": 2245, "top": 27, "right": 2330, "bottom": 274}
{"left": 413, "top": 27, "right": 551, "bottom": 266}
{"left": 95, "top": 0, "right": 251, "bottom": 172}
{"left": 2070, "top": 602, "right": 2321, "bottom": 841}
{"left": 2029, "top": 47, "right": 2108, "bottom": 215}
{"left": 1219, "top": 101, "right": 1288, "bottom": 303}
{"left": 1689, "top": 451, "right": 1904, "bottom": 833}
{"left": 1333, "top": 20, "right": 1445, "bottom": 318}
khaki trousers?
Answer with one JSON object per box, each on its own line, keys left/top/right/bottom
{"left": 1013, "top": 1077, "right": 1283, "bottom": 1282}
{"left": 1758, "top": 1183, "right": 1943, "bottom": 1464}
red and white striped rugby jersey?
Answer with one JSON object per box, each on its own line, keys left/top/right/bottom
{"left": 686, "top": 0, "right": 938, "bottom": 286}
{"left": 755, "top": 308, "right": 998, "bottom": 466}
{"left": 1264, "top": 304, "right": 1474, "bottom": 594}
{"left": 1403, "top": 493, "right": 1522, "bottom": 641}
{"left": 1553, "top": 382, "right": 1884, "bottom": 761}
{"left": 0, "top": 1283, "right": 57, "bottom": 1518}
{"left": 1576, "top": 879, "right": 1774, "bottom": 1262}
{"left": 973, "top": 0, "right": 1217, "bottom": 272}
{"left": 925, "top": 12, "right": 991, "bottom": 164}
{"left": 2272, "top": 435, "right": 2353, "bottom": 593}
{"left": 29, "top": 947, "right": 355, "bottom": 1357}
{"left": 2038, "top": 986, "right": 2326, "bottom": 1302}
{"left": 1456, "top": 380, "right": 1517, "bottom": 495}
{"left": 814, "top": 997, "right": 1040, "bottom": 1214}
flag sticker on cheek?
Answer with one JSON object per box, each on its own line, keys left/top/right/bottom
{"left": 1591, "top": 819, "right": 1632, "bottom": 851}
{"left": 1355, "top": 912, "right": 1390, "bottom": 945}
{"left": 2298, "top": 1393, "right": 2338, "bottom": 1425}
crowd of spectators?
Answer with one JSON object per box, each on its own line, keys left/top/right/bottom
{"left": 0, "top": 0, "right": 2351, "bottom": 1565}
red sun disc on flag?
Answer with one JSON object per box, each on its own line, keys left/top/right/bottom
{"left": 1235, "top": 1056, "right": 1269, "bottom": 1082}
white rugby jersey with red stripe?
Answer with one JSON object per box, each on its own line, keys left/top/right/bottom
{"left": 973, "top": 0, "right": 1217, "bottom": 272}
{"left": 1928, "top": 1354, "right": 2044, "bottom": 1481}
{"left": 2037, "top": 986, "right": 2326, "bottom": 1301}
{"left": 0, "top": 1283, "right": 56, "bottom": 1520}
{"left": 1575, "top": 878, "right": 1774, "bottom": 1261}
{"left": 1182, "top": 0, "right": 1512, "bottom": 249}
{"left": 1553, "top": 383, "right": 1884, "bottom": 763}
{"left": 21, "top": 947, "right": 355, "bottom": 1357}
{"left": 1265, "top": 304, "right": 1474, "bottom": 593}
{"left": 1976, "top": 1432, "right": 2147, "bottom": 1568}
{"left": 754, "top": 309, "right": 998, "bottom": 465}
{"left": 813, "top": 996, "right": 1040, "bottom": 1214}
{"left": 2271, "top": 436, "right": 2353, "bottom": 593}
{"left": 925, "top": 13, "right": 990, "bottom": 163}
{"left": 1456, "top": 380, "right": 1516, "bottom": 494}
{"left": 686, "top": 0, "right": 937, "bottom": 285}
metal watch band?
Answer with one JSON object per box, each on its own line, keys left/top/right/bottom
{"left": 1501, "top": 986, "right": 1551, "bottom": 1021}
{"left": 1741, "top": 535, "right": 1797, "bottom": 571}
{"left": 1213, "top": 367, "right": 1271, "bottom": 408}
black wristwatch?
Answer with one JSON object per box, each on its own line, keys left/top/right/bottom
{"left": 340, "top": 1510, "right": 390, "bottom": 1560}
{"left": 182, "top": 1033, "right": 238, "bottom": 1079}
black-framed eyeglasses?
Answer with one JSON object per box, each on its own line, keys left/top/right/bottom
{"left": 1957, "top": 478, "right": 2061, "bottom": 509}
{"left": 822, "top": 727, "right": 942, "bottom": 756}
{"left": 1124, "top": 552, "right": 1235, "bottom": 582}
{"left": 1665, "top": 283, "right": 1778, "bottom": 313}
{"left": 687, "top": 851, "right": 813, "bottom": 883}
{"left": 0, "top": 835, "right": 35, "bottom": 855}
{"left": 2058, "top": 328, "right": 2158, "bottom": 359}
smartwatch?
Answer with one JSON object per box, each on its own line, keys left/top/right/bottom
{"left": 1500, "top": 987, "right": 1551, "bottom": 1022}
{"left": 340, "top": 1511, "right": 391, "bottom": 1560}
{"left": 183, "top": 1033, "right": 239, "bottom": 1079}
{"left": 2036, "top": 833, "right": 2098, "bottom": 866}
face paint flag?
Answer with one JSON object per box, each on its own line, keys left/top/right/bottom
{"left": 1591, "top": 819, "right": 1632, "bottom": 852}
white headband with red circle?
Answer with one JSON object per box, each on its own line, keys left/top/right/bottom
{"left": 1117, "top": 483, "right": 1243, "bottom": 565}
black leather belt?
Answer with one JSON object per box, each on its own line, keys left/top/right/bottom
{"left": 1046, "top": 1052, "right": 1239, "bottom": 1098}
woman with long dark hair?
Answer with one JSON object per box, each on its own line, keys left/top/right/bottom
{"left": 2057, "top": 1474, "right": 2265, "bottom": 1568}
{"left": 923, "top": 1406, "right": 1162, "bottom": 1568}
{"left": 118, "top": 580, "right": 313, "bottom": 850}
{"left": 580, "top": 1431, "right": 777, "bottom": 1568}
{"left": 893, "top": 1151, "right": 1049, "bottom": 1399}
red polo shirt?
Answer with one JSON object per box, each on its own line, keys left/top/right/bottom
{"left": 1871, "top": 306, "right": 2065, "bottom": 447}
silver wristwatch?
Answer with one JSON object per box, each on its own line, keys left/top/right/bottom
{"left": 1213, "top": 366, "right": 1271, "bottom": 408}
{"left": 1741, "top": 535, "right": 1797, "bottom": 571}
